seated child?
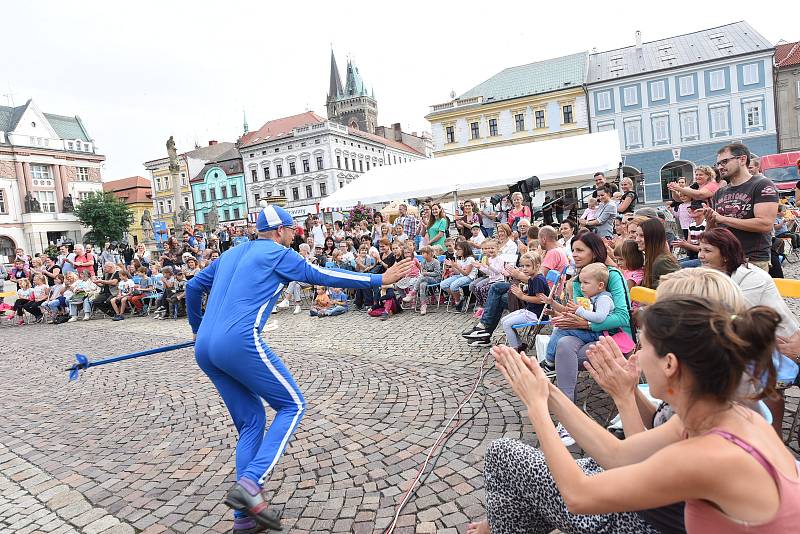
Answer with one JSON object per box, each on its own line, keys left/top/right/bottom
{"left": 168, "top": 271, "right": 187, "bottom": 319}
{"left": 543, "top": 262, "right": 613, "bottom": 368}
{"left": 440, "top": 241, "right": 476, "bottom": 310}
{"left": 470, "top": 239, "right": 506, "bottom": 314}
{"left": 468, "top": 224, "right": 486, "bottom": 250}
{"left": 310, "top": 286, "right": 332, "bottom": 317}
{"left": 500, "top": 252, "right": 550, "bottom": 352}
{"left": 110, "top": 270, "right": 135, "bottom": 320}
{"left": 8, "top": 278, "right": 33, "bottom": 325}
{"left": 393, "top": 224, "right": 408, "bottom": 243}
{"left": 395, "top": 243, "right": 421, "bottom": 293}
{"left": 402, "top": 246, "right": 441, "bottom": 315}
{"left": 324, "top": 287, "right": 349, "bottom": 317}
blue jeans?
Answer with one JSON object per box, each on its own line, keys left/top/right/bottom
{"left": 679, "top": 258, "right": 701, "bottom": 268}
{"left": 481, "top": 282, "right": 510, "bottom": 332}
{"left": 311, "top": 305, "right": 348, "bottom": 317}
{"left": 440, "top": 275, "right": 472, "bottom": 294}
{"left": 545, "top": 328, "right": 601, "bottom": 362}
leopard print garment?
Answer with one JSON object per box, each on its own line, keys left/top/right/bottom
{"left": 484, "top": 438, "right": 662, "bottom": 534}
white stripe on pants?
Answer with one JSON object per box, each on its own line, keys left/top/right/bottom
{"left": 501, "top": 308, "right": 541, "bottom": 348}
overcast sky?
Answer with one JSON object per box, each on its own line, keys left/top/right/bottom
{"left": 4, "top": 1, "right": 797, "bottom": 180}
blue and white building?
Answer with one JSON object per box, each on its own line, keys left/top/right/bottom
{"left": 587, "top": 22, "right": 777, "bottom": 203}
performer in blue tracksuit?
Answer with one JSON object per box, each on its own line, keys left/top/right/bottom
{"left": 186, "top": 204, "right": 409, "bottom": 533}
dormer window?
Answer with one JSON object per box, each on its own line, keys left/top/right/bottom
{"left": 31, "top": 121, "right": 36, "bottom": 127}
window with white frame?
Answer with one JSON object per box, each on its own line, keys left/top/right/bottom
{"left": 597, "top": 121, "right": 615, "bottom": 132}
{"left": 79, "top": 191, "right": 92, "bottom": 202}
{"left": 679, "top": 110, "right": 699, "bottom": 140}
{"left": 76, "top": 167, "right": 89, "bottom": 182}
{"left": 744, "top": 101, "right": 762, "bottom": 128}
{"left": 35, "top": 191, "right": 56, "bottom": 213}
{"left": 181, "top": 175, "right": 188, "bottom": 187}
{"left": 709, "top": 69, "right": 725, "bottom": 91}
{"left": 163, "top": 176, "right": 171, "bottom": 190}
{"left": 158, "top": 201, "right": 165, "bottom": 214}
{"left": 31, "top": 164, "right": 52, "bottom": 180}
{"left": 650, "top": 81, "right": 666, "bottom": 101}
{"left": 0, "top": 189, "right": 6, "bottom": 213}
{"left": 742, "top": 63, "right": 759, "bottom": 85}
{"left": 797, "top": 80, "right": 800, "bottom": 98}
{"left": 597, "top": 91, "right": 612, "bottom": 111}
{"left": 183, "top": 196, "right": 190, "bottom": 210}
{"left": 67, "top": 141, "right": 74, "bottom": 150}
{"left": 710, "top": 104, "right": 730, "bottom": 134}
{"left": 623, "top": 86, "right": 638, "bottom": 106}
{"left": 652, "top": 115, "right": 670, "bottom": 143}
{"left": 678, "top": 75, "right": 695, "bottom": 96}
{"left": 166, "top": 199, "right": 173, "bottom": 213}
{"left": 623, "top": 119, "right": 642, "bottom": 148}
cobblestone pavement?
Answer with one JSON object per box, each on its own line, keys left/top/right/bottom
{"left": 2, "top": 264, "right": 800, "bottom": 534}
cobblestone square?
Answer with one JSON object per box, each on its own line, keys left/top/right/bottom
{"left": 2, "top": 278, "right": 799, "bottom": 533}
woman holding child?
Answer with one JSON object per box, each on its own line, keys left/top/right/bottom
{"left": 548, "top": 233, "right": 633, "bottom": 411}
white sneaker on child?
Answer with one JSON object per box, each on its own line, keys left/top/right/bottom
{"left": 555, "top": 423, "right": 576, "bottom": 446}
{"left": 277, "top": 299, "right": 290, "bottom": 309}
{"left": 293, "top": 305, "right": 302, "bottom": 315}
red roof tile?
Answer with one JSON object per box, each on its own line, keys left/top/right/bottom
{"left": 776, "top": 41, "right": 800, "bottom": 67}
{"left": 240, "top": 112, "right": 327, "bottom": 148}
{"left": 347, "top": 127, "right": 423, "bottom": 156}
{"left": 103, "top": 176, "right": 152, "bottom": 204}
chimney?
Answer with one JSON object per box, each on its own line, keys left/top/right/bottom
{"left": 208, "top": 140, "right": 218, "bottom": 146}
{"left": 635, "top": 30, "right": 642, "bottom": 49}
{"left": 392, "top": 122, "right": 402, "bottom": 142}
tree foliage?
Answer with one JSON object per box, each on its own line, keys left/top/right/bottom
{"left": 74, "top": 192, "right": 134, "bottom": 245}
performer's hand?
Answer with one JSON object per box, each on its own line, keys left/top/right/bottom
{"left": 381, "top": 258, "right": 413, "bottom": 285}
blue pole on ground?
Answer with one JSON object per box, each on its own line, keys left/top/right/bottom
{"left": 65, "top": 341, "right": 195, "bottom": 381}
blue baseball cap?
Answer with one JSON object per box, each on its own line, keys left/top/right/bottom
{"left": 256, "top": 203, "right": 294, "bottom": 231}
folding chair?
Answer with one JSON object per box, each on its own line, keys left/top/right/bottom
{"left": 506, "top": 268, "right": 567, "bottom": 378}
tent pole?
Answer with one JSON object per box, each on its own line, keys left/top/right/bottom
{"left": 452, "top": 190, "right": 458, "bottom": 229}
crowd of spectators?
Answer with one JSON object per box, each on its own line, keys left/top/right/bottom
{"left": 2, "top": 142, "right": 798, "bottom": 532}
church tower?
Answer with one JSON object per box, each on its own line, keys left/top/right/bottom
{"left": 326, "top": 49, "right": 378, "bottom": 133}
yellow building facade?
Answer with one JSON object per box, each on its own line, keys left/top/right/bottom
{"left": 426, "top": 52, "right": 589, "bottom": 156}
{"left": 102, "top": 176, "right": 153, "bottom": 246}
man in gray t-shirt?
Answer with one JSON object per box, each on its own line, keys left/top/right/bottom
{"left": 584, "top": 186, "right": 617, "bottom": 239}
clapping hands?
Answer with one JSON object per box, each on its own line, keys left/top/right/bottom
{"left": 583, "top": 336, "right": 640, "bottom": 400}
{"left": 492, "top": 345, "right": 550, "bottom": 409}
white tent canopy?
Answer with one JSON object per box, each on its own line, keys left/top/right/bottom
{"left": 320, "top": 130, "right": 622, "bottom": 209}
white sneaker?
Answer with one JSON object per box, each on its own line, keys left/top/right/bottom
{"left": 263, "top": 321, "right": 279, "bottom": 332}
{"left": 419, "top": 303, "right": 428, "bottom": 315}
{"left": 293, "top": 305, "right": 302, "bottom": 315}
{"left": 402, "top": 293, "right": 415, "bottom": 303}
{"left": 82, "top": 313, "right": 91, "bottom": 321}
{"left": 68, "top": 316, "right": 77, "bottom": 323}
{"left": 277, "top": 299, "right": 290, "bottom": 309}
{"left": 555, "top": 423, "right": 575, "bottom": 447}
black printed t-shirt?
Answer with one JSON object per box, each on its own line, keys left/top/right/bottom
{"left": 711, "top": 175, "right": 778, "bottom": 262}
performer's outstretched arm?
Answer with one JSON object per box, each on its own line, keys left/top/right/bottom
{"left": 277, "top": 251, "right": 411, "bottom": 289}
{"left": 186, "top": 259, "right": 219, "bottom": 334}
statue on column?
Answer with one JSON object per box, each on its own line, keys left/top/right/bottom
{"left": 62, "top": 194, "right": 74, "bottom": 212}
{"left": 167, "top": 136, "right": 180, "bottom": 173}
{"left": 141, "top": 209, "right": 154, "bottom": 240}
{"left": 178, "top": 204, "right": 192, "bottom": 224}
{"left": 205, "top": 201, "right": 220, "bottom": 232}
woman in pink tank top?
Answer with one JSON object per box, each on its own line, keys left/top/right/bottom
{"left": 492, "top": 295, "right": 800, "bottom": 534}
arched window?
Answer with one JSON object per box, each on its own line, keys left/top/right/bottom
{"left": 0, "top": 235, "right": 16, "bottom": 259}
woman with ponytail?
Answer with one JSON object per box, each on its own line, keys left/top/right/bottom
{"left": 474, "top": 297, "right": 799, "bottom": 534}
